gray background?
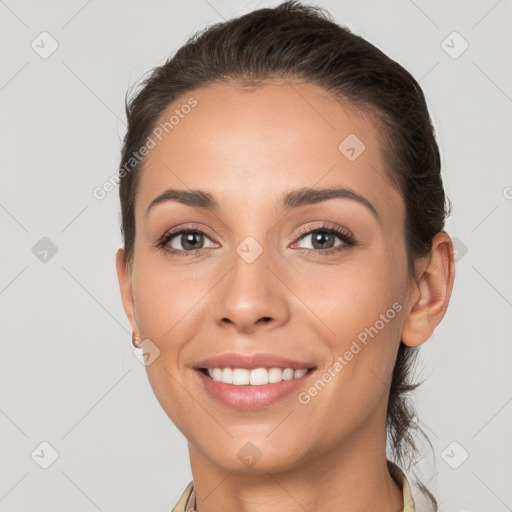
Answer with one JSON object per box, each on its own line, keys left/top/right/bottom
{"left": 1, "top": 0, "right": 511, "bottom": 511}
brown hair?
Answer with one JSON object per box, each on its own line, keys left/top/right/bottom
{"left": 118, "top": 2, "right": 451, "bottom": 508}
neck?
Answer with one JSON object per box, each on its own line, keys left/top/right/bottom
{"left": 187, "top": 420, "right": 404, "bottom": 512}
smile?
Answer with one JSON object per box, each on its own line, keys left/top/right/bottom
{"left": 195, "top": 367, "right": 317, "bottom": 409}
{"left": 201, "top": 367, "right": 311, "bottom": 385}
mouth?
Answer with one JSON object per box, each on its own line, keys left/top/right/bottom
{"left": 194, "top": 366, "right": 318, "bottom": 410}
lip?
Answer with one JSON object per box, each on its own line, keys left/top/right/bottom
{"left": 192, "top": 352, "right": 316, "bottom": 371}
{"left": 194, "top": 366, "right": 317, "bottom": 410}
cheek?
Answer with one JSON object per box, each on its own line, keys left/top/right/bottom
{"left": 131, "top": 265, "right": 203, "bottom": 431}
{"left": 312, "top": 245, "right": 405, "bottom": 382}
{"left": 314, "top": 248, "right": 402, "bottom": 328}
{"left": 131, "top": 261, "right": 213, "bottom": 351}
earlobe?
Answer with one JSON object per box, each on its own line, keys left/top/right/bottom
{"left": 401, "top": 232, "right": 455, "bottom": 348}
{"left": 115, "top": 247, "right": 139, "bottom": 334}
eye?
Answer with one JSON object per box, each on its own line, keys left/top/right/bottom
{"left": 155, "top": 223, "right": 356, "bottom": 257}
{"left": 293, "top": 224, "right": 355, "bottom": 254}
{"left": 155, "top": 227, "right": 217, "bottom": 256}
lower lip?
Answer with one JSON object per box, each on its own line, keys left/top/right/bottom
{"left": 195, "top": 369, "right": 316, "bottom": 410}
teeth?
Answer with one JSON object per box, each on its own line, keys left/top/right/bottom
{"left": 206, "top": 367, "right": 309, "bottom": 385}
{"left": 222, "top": 368, "right": 233, "bottom": 383}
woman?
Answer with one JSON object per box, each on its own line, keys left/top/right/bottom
{"left": 115, "top": 2, "right": 455, "bottom": 511}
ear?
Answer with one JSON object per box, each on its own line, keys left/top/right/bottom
{"left": 401, "top": 232, "right": 456, "bottom": 347}
{"left": 115, "top": 247, "right": 139, "bottom": 335}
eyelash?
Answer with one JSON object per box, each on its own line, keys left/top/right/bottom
{"left": 296, "top": 224, "right": 355, "bottom": 256}
{"left": 154, "top": 223, "right": 356, "bottom": 257}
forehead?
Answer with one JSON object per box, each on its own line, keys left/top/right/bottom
{"left": 136, "top": 80, "right": 402, "bottom": 220}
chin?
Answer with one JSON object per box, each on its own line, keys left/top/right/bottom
{"left": 202, "top": 441, "right": 306, "bottom": 474}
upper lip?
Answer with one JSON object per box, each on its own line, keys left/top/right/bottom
{"left": 193, "top": 353, "right": 317, "bottom": 370}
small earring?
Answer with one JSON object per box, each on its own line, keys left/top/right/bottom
{"left": 132, "top": 332, "right": 141, "bottom": 349}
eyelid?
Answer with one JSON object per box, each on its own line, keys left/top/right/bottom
{"left": 293, "top": 221, "right": 354, "bottom": 241}
{"left": 290, "top": 223, "right": 356, "bottom": 250}
{"left": 155, "top": 221, "right": 356, "bottom": 256}
{"left": 156, "top": 223, "right": 217, "bottom": 243}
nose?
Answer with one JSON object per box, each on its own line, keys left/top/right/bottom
{"left": 214, "top": 246, "right": 290, "bottom": 334}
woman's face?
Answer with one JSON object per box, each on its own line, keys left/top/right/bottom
{"left": 117, "top": 80, "right": 422, "bottom": 472}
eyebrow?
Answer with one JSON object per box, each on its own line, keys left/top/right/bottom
{"left": 146, "top": 186, "right": 379, "bottom": 220}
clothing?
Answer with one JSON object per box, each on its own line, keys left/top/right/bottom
{"left": 171, "top": 460, "right": 415, "bottom": 512}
